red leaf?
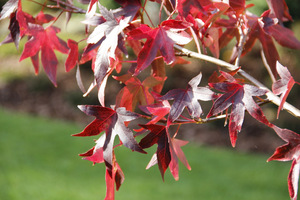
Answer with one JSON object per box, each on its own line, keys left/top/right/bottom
{"left": 243, "top": 16, "right": 280, "bottom": 77}
{"left": 65, "top": 39, "right": 79, "bottom": 72}
{"left": 19, "top": 25, "right": 68, "bottom": 86}
{"left": 229, "top": 0, "right": 246, "bottom": 16}
{"left": 176, "top": 0, "right": 211, "bottom": 18}
{"left": 139, "top": 124, "right": 191, "bottom": 180}
{"left": 35, "top": 11, "right": 55, "bottom": 25}
{"left": 74, "top": 105, "right": 146, "bottom": 168}
{"left": 80, "top": 134, "right": 106, "bottom": 164}
{"left": 169, "top": 138, "right": 191, "bottom": 180}
{"left": 114, "top": 74, "right": 164, "bottom": 111}
{"left": 268, "top": 24, "right": 300, "bottom": 49}
{"left": 139, "top": 99, "right": 171, "bottom": 126}
{"left": 139, "top": 124, "right": 171, "bottom": 180}
{"left": 272, "top": 61, "right": 297, "bottom": 118}
{"left": 268, "top": 126, "right": 300, "bottom": 200}
{"left": 266, "top": 0, "right": 293, "bottom": 22}
{"left": 207, "top": 72, "right": 269, "bottom": 147}
{"left": 160, "top": 73, "right": 215, "bottom": 123}
{"left": 128, "top": 20, "right": 191, "bottom": 75}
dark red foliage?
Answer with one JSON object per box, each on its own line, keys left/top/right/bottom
{"left": 207, "top": 71, "right": 270, "bottom": 147}
{"left": 1, "top": 0, "right": 300, "bottom": 199}
{"left": 268, "top": 126, "right": 300, "bottom": 200}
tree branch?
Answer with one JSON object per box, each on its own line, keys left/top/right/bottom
{"left": 174, "top": 44, "right": 300, "bottom": 119}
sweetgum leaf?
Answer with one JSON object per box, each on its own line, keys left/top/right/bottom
{"left": 139, "top": 124, "right": 191, "bottom": 180}
{"left": 160, "top": 73, "right": 215, "bottom": 123}
{"left": 74, "top": 105, "right": 146, "bottom": 168}
{"left": 128, "top": 20, "right": 192, "bottom": 75}
{"left": 139, "top": 124, "right": 171, "bottom": 180}
{"left": 85, "top": 3, "right": 140, "bottom": 105}
{"left": 207, "top": 72, "right": 269, "bottom": 147}
{"left": 19, "top": 25, "right": 68, "bottom": 86}
{"left": 268, "top": 126, "right": 300, "bottom": 200}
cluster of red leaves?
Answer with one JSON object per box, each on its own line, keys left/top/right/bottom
{"left": 1, "top": 0, "right": 300, "bottom": 199}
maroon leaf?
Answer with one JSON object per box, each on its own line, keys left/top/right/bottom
{"left": 160, "top": 73, "right": 215, "bottom": 123}
{"left": 128, "top": 20, "right": 191, "bottom": 75}
{"left": 207, "top": 71, "right": 269, "bottom": 147}
{"left": 139, "top": 124, "right": 171, "bottom": 180}
{"left": 139, "top": 124, "right": 191, "bottom": 180}
{"left": 225, "top": 10, "right": 300, "bottom": 78}
{"left": 272, "top": 61, "right": 298, "bottom": 118}
{"left": 176, "top": 0, "right": 211, "bottom": 18}
{"left": 268, "top": 126, "right": 300, "bottom": 200}
{"left": 74, "top": 105, "right": 146, "bottom": 168}
{"left": 267, "top": 24, "right": 300, "bottom": 50}
{"left": 266, "top": 0, "right": 293, "bottom": 23}
{"left": 65, "top": 39, "right": 79, "bottom": 72}
{"left": 8, "top": 12, "right": 20, "bottom": 48}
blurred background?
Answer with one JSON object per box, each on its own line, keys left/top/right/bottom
{"left": 0, "top": 0, "right": 299, "bottom": 199}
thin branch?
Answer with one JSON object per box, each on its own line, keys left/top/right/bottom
{"left": 47, "top": 0, "right": 86, "bottom": 14}
{"left": 174, "top": 44, "right": 300, "bottom": 119}
{"left": 261, "top": 50, "right": 276, "bottom": 83}
{"left": 235, "top": 21, "right": 248, "bottom": 67}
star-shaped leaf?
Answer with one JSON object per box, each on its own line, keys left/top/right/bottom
{"left": 19, "top": 25, "right": 68, "bottom": 86}
{"left": 128, "top": 19, "right": 192, "bottom": 75}
{"left": 139, "top": 124, "right": 171, "bottom": 180}
{"left": 268, "top": 126, "right": 300, "bottom": 200}
{"left": 74, "top": 105, "right": 146, "bottom": 168}
{"left": 160, "top": 73, "right": 215, "bottom": 123}
{"left": 139, "top": 124, "right": 190, "bottom": 180}
{"left": 207, "top": 71, "right": 270, "bottom": 147}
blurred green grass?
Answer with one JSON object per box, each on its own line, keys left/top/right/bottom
{"left": 0, "top": 107, "right": 291, "bottom": 200}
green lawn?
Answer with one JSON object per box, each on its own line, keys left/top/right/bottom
{"left": 0, "top": 108, "right": 290, "bottom": 200}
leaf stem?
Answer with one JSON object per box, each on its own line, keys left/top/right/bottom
{"left": 174, "top": 44, "right": 300, "bottom": 118}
